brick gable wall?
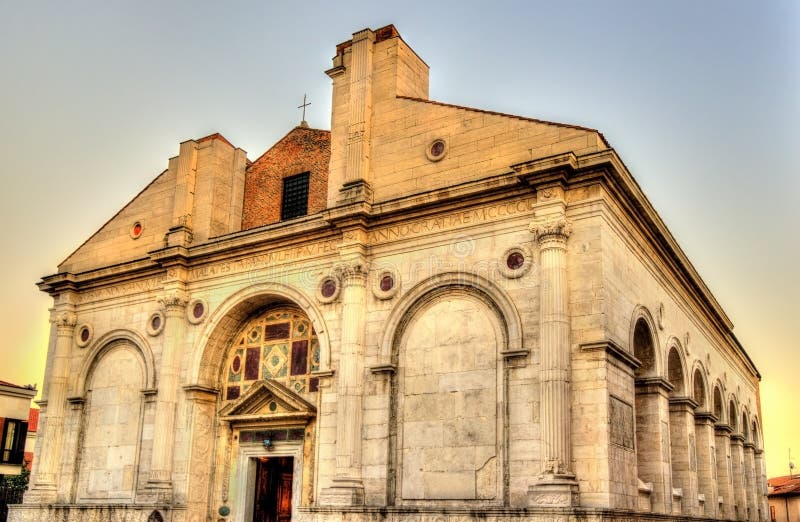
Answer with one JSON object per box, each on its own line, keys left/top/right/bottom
{"left": 242, "top": 127, "right": 330, "bottom": 229}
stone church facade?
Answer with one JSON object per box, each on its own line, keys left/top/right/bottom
{"left": 13, "top": 25, "right": 767, "bottom": 522}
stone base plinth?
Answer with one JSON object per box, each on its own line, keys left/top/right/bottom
{"left": 527, "top": 474, "right": 580, "bottom": 507}
{"left": 318, "top": 480, "right": 365, "bottom": 506}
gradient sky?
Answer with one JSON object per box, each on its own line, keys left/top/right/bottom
{"left": 1, "top": 1, "right": 797, "bottom": 479}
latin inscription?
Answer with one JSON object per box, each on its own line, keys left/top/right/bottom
{"left": 368, "top": 197, "right": 535, "bottom": 244}
{"left": 189, "top": 240, "right": 337, "bottom": 281}
{"left": 78, "top": 275, "right": 167, "bottom": 303}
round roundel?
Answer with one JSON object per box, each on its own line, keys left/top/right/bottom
{"left": 372, "top": 268, "right": 400, "bottom": 300}
{"left": 316, "top": 275, "right": 341, "bottom": 304}
{"left": 380, "top": 274, "right": 394, "bottom": 292}
{"left": 506, "top": 251, "right": 525, "bottom": 270}
{"left": 187, "top": 298, "right": 208, "bottom": 324}
{"left": 426, "top": 138, "right": 447, "bottom": 161}
{"left": 499, "top": 246, "right": 532, "bottom": 279}
{"left": 231, "top": 354, "right": 242, "bottom": 374}
{"left": 146, "top": 311, "right": 165, "bottom": 337}
{"left": 130, "top": 221, "right": 144, "bottom": 239}
{"left": 76, "top": 324, "right": 93, "bottom": 347}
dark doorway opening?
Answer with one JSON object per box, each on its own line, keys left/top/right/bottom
{"left": 253, "top": 456, "right": 293, "bottom": 522}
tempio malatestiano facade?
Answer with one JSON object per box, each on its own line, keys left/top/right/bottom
{"left": 14, "top": 25, "right": 767, "bottom": 522}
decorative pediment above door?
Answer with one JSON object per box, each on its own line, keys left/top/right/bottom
{"left": 218, "top": 379, "right": 316, "bottom": 425}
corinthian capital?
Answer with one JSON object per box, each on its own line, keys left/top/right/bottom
{"left": 53, "top": 311, "right": 78, "bottom": 329}
{"left": 158, "top": 291, "right": 189, "bottom": 312}
{"left": 335, "top": 260, "right": 369, "bottom": 285}
{"left": 529, "top": 217, "right": 572, "bottom": 243}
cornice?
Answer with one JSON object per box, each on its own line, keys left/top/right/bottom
{"left": 580, "top": 339, "right": 641, "bottom": 371}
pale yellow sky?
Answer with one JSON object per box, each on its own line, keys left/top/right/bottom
{"left": 1, "top": 1, "right": 797, "bottom": 479}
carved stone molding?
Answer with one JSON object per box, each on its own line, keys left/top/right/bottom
{"left": 529, "top": 217, "right": 572, "bottom": 244}
{"left": 53, "top": 311, "right": 77, "bottom": 334}
{"left": 335, "top": 261, "right": 369, "bottom": 286}
{"left": 158, "top": 292, "right": 189, "bottom": 313}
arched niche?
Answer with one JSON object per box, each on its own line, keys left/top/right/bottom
{"left": 378, "top": 271, "right": 523, "bottom": 363}
{"left": 76, "top": 340, "right": 146, "bottom": 501}
{"left": 741, "top": 411, "right": 750, "bottom": 442}
{"left": 728, "top": 398, "right": 739, "bottom": 433}
{"left": 72, "top": 329, "right": 156, "bottom": 397}
{"left": 630, "top": 306, "right": 660, "bottom": 378}
{"left": 666, "top": 344, "right": 686, "bottom": 397}
{"left": 189, "top": 283, "right": 331, "bottom": 388}
{"left": 385, "top": 273, "right": 513, "bottom": 504}
{"left": 751, "top": 419, "right": 760, "bottom": 449}
{"left": 691, "top": 365, "right": 708, "bottom": 411}
{"left": 713, "top": 385, "right": 726, "bottom": 423}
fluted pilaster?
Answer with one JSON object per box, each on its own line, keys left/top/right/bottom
{"left": 147, "top": 291, "right": 188, "bottom": 496}
{"left": 31, "top": 310, "right": 76, "bottom": 498}
{"left": 527, "top": 216, "right": 579, "bottom": 507}
{"left": 320, "top": 256, "right": 368, "bottom": 505}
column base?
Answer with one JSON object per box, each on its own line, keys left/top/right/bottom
{"left": 24, "top": 484, "right": 57, "bottom": 504}
{"left": 319, "top": 479, "right": 365, "bottom": 506}
{"left": 338, "top": 179, "right": 373, "bottom": 205}
{"left": 527, "top": 473, "right": 580, "bottom": 507}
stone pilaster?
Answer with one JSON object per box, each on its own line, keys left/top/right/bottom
{"left": 29, "top": 309, "right": 76, "bottom": 500}
{"left": 634, "top": 377, "right": 674, "bottom": 514}
{"left": 754, "top": 448, "right": 768, "bottom": 521}
{"left": 668, "top": 397, "right": 699, "bottom": 515}
{"left": 527, "top": 215, "right": 579, "bottom": 507}
{"left": 339, "top": 28, "right": 375, "bottom": 204}
{"left": 693, "top": 412, "right": 718, "bottom": 518}
{"left": 146, "top": 291, "right": 188, "bottom": 499}
{"left": 730, "top": 434, "right": 747, "bottom": 520}
{"left": 743, "top": 442, "right": 757, "bottom": 521}
{"left": 320, "top": 234, "right": 368, "bottom": 506}
{"left": 714, "top": 424, "right": 734, "bottom": 519}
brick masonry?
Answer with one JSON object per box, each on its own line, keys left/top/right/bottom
{"left": 242, "top": 126, "right": 330, "bottom": 230}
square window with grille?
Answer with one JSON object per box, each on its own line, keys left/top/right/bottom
{"left": 280, "top": 172, "right": 310, "bottom": 220}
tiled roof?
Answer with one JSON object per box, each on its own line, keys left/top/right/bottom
{"left": 768, "top": 475, "right": 800, "bottom": 496}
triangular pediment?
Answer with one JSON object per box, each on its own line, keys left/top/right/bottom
{"left": 218, "top": 380, "right": 316, "bottom": 420}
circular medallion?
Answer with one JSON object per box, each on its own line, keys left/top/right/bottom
{"left": 146, "top": 311, "right": 165, "bottom": 337}
{"left": 130, "top": 221, "right": 144, "bottom": 239}
{"left": 425, "top": 138, "right": 448, "bottom": 161}
{"left": 499, "top": 246, "right": 533, "bottom": 279}
{"left": 187, "top": 298, "right": 209, "bottom": 324}
{"left": 76, "top": 323, "right": 93, "bottom": 348}
{"left": 316, "top": 274, "right": 341, "bottom": 304}
{"left": 372, "top": 268, "right": 400, "bottom": 300}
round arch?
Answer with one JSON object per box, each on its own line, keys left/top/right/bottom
{"left": 666, "top": 337, "right": 687, "bottom": 396}
{"left": 629, "top": 305, "right": 661, "bottom": 378}
{"left": 690, "top": 361, "right": 710, "bottom": 410}
{"left": 72, "top": 328, "right": 156, "bottom": 397}
{"left": 189, "top": 282, "right": 332, "bottom": 388}
{"left": 712, "top": 381, "right": 727, "bottom": 423}
{"left": 741, "top": 408, "right": 751, "bottom": 442}
{"left": 728, "top": 396, "right": 740, "bottom": 432}
{"left": 378, "top": 271, "right": 523, "bottom": 363}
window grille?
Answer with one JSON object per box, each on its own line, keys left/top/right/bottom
{"left": 281, "top": 172, "right": 310, "bottom": 220}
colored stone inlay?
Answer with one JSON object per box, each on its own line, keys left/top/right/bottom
{"left": 223, "top": 305, "right": 320, "bottom": 401}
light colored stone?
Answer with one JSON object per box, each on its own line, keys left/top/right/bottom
{"left": 15, "top": 23, "right": 766, "bottom": 522}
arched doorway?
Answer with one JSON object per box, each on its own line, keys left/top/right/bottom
{"left": 666, "top": 345, "right": 697, "bottom": 515}
{"left": 213, "top": 303, "right": 320, "bottom": 522}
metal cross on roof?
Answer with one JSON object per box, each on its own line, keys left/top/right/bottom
{"left": 298, "top": 94, "right": 311, "bottom": 123}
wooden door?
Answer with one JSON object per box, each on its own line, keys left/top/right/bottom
{"left": 253, "top": 457, "right": 293, "bottom": 522}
